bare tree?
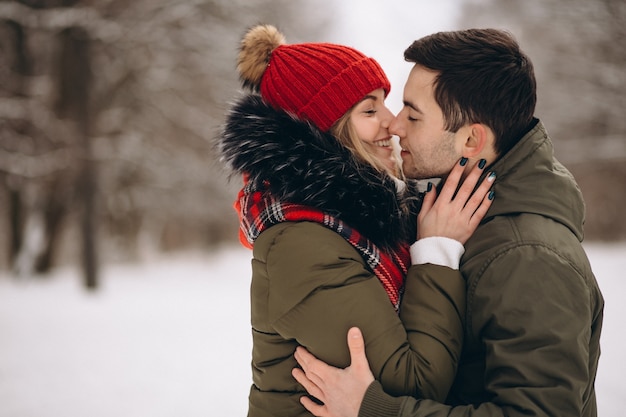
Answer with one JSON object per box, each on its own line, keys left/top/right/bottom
{"left": 0, "top": 0, "right": 334, "bottom": 283}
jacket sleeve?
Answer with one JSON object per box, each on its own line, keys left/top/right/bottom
{"left": 264, "top": 222, "right": 465, "bottom": 402}
{"left": 358, "top": 244, "right": 597, "bottom": 417}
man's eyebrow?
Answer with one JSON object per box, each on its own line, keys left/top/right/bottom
{"left": 403, "top": 100, "right": 423, "bottom": 113}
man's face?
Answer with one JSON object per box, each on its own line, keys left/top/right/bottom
{"left": 391, "top": 65, "right": 464, "bottom": 180}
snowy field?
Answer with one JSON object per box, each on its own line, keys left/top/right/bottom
{"left": 1, "top": 242, "right": 624, "bottom": 417}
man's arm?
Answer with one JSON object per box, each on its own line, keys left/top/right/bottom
{"left": 292, "top": 327, "right": 374, "bottom": 417}
{"left": 294, "top": 246, "right": 598, "bottom": 417}
{"left": 294, "top": 326, "right": 424, "bottom": 417}
{"left": 291, "top": 327, "right": 498, "bottom": 417}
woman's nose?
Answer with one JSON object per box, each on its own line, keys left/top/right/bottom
{"left": 381, "top": 107, "right": 394, "bottom": 128}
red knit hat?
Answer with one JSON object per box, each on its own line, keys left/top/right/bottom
{"left": 238, "top": 25, "right": 390, "bottom": 132}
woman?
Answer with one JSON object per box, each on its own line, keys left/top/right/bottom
{"left": 218, "top": 25, "right": 494, "bottom": 417}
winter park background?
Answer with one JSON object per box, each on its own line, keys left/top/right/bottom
{"left": 1, "top": 0, "right": 625, "bottom": 416}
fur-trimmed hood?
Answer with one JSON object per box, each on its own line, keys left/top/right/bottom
{"left": 217, "top": 94, "right": 419, "bottom": 250}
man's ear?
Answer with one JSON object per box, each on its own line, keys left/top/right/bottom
{"left": 462, "top": 123, "right": 492, "bottom": 158}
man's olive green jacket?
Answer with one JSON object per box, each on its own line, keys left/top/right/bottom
{"left": 360, "top": 120, "right": 604, "bottom": 417}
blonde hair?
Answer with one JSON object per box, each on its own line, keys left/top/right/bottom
{"left": 330, "top": 111, "right": 402, "bottom": 178}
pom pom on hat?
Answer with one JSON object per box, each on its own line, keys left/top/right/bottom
{"left": 236, "top": 24, "right": 390, "bottom": 132}
{"left": 238, "top": 24, "right": 286, "bottom": 91}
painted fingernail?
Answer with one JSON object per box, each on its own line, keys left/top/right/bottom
{"left": 427, "top": 181, "right": 433, "bottom": 192}
{"left": 488, "top": 190, "right": 495, "bottom": 200}
{"left": 478, "top": 159, "right": 486, "bottom": 169}
{"left": 460, "top": 157, "right": 468, "bottom": 166}
{"left": 487, "top": 171, "right": 496, "bottom": 182}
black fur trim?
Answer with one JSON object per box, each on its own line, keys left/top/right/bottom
{"left": 218, "top": 94, "right": 420, "bottom": 249}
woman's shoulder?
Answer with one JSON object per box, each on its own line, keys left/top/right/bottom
{"left": 254, "top": 221, "right": 359, "bottom": 260}
{"left": 252, "top": 222, "right": 372, "bottom": 310}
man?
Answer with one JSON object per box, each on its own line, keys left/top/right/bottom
{"left": 292, "top": 28, "right": 604, "bottom": 417}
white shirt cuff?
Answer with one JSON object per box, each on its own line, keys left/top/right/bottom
{"left": 409, "top": 236, "right": 465, "bottom": 269}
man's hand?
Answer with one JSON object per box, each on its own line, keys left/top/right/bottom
{"left": 292, "top": 327, "right": 374, "bottom": 417}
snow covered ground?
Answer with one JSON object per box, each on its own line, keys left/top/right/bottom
{"left": 1, "top": 242, "right": 624, "bottom": 416}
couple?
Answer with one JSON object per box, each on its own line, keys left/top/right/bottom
{"left": 218, "top": 25, "right": 603, "bottom": 417}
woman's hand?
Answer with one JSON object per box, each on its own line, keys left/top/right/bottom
{"left": 418, "top": 158, "right": 495, "bottom": 244}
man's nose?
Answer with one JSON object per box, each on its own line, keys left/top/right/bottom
{"left": 390, "top": 115, "right": 404, "bottom": 137}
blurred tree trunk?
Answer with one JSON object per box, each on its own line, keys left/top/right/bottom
{"left": 34, "top": 177, "right": 69, "bottom": 272}
{"left": 55, "top": 27, "right": 98, "bottom": 289}
{"left": 8, "top": 184, "right": 23, "bottom": 265}
{"left": 2, "top": 20, "right": 28, "bottom": 267}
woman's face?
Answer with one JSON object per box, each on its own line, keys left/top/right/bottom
{"left": 349, "top": 88, "right": 399, "bottom": 175}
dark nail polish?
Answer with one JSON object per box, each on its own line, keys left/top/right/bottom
{"left": 478, "top": 159, "right": 486, "bottom": 169}
{"left": 460, "top": 157, "right": 468, "bottom": 166}
{"left": 427, "top": 182, "right": 433, "bottom": 192}
{"left": 488, "top": 171, "right": 496, "bottom": 181}
{"left": 488, "top": 190, "right": 495, "bottom": 200}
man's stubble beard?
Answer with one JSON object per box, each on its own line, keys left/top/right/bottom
{"left": 402, "top": 131, "right": 458, "bottom": 180}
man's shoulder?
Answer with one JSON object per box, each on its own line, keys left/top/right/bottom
{"left": 463, "top": 213, "right": 584, "bottom": 269}
{"left": 461, "top": 212, "right": 594, "bottom": 291}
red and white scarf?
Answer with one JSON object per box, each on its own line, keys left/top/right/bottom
{"left": 234, "top": 178, "right": 411, "bottom": 311}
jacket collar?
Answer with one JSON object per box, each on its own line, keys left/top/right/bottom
{"left": 487, "top": 119, "right": 585, "bottom": 240}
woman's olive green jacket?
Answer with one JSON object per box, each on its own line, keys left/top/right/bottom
{"left": 219, "top": 95, "right": 468, "bottom": 417}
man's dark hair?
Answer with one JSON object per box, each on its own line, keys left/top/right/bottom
{"left": 404, "top": 28, "right": 537, "bottom": 156}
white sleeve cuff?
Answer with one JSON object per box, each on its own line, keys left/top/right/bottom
{"left": 409, "top": 236, "right": 465, "bottom": 269}
{"left": 392, "top": 176, "right": 407, "bottom": 194}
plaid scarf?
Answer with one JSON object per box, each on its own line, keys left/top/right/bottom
{"left": 234, "top": 178, "right": 411, "bottom": 311}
